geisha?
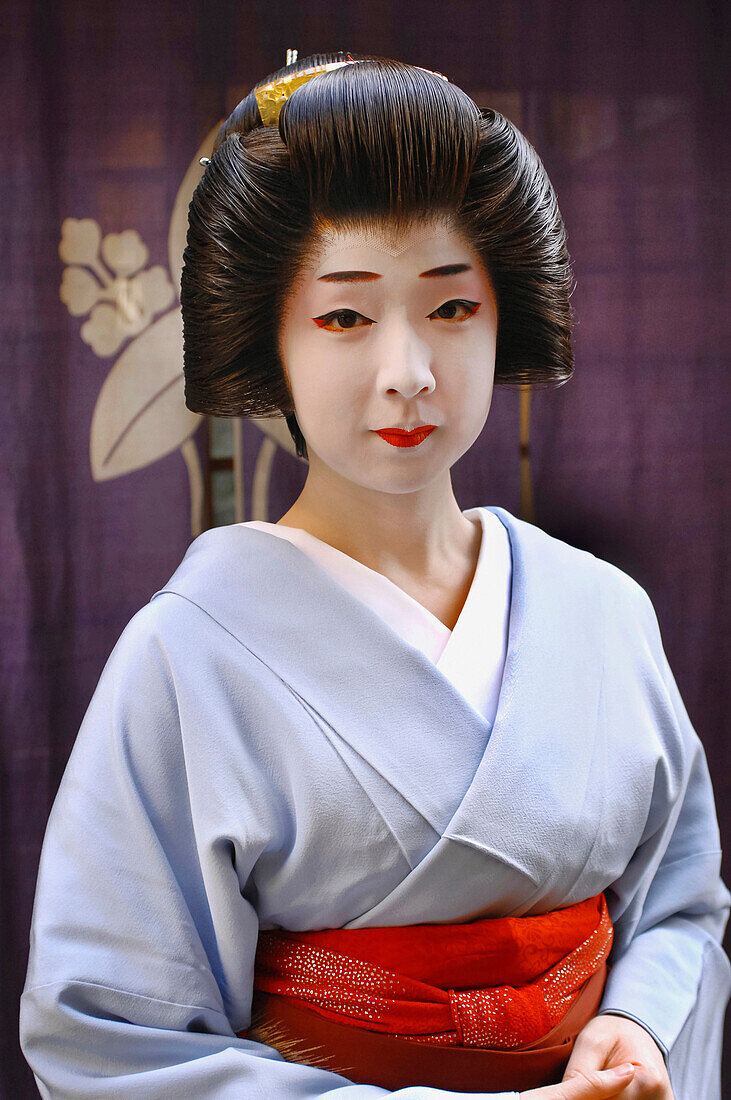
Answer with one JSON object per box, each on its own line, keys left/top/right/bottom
{"left": 20, "top": 52, "right": 730, "bottom": 1099}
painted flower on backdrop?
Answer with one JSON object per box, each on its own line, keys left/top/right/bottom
{"left": 59, "top": 219, "right": 174, "bottom": 356}
{"left": 57, "top": 121, "right": 301, "bottom": 539}
{"left": 57, "top": 212, "right": 205, "bottom": 534}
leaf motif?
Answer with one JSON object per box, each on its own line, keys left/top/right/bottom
{"left": 59, "top": 217, "right": 102, "bottom": 267}
{"left": 90, "top": 308, "right": 201, "bottom": 481}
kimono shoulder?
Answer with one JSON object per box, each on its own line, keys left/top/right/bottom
{"left": 151, "top": 507, "right": 644, "bottom": 654}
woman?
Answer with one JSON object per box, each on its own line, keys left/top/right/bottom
{"left": 20, "top": 53, "right": 730, "bottom": 1099}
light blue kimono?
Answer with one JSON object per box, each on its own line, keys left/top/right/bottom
{"left": 19, "top": 507, "right": 731, "bottom": 1098}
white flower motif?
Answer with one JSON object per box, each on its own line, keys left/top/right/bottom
{"left": 80, "top": 303, "right": 128, "bottom": 358}
{"left": 101, "top": 230, "right": 149, "bottom": 278}
{"left": 59, "top": 218, "right": 102, "bottom": 267}
{"left": 79, "top": 265, "right": 175, "bottom": 357}
{"left": 60, "top": 266, "right": 101, "bottom": 316}
{"left": 59, "top": 219, "right": 175, "bottom": 356}
{"left": 133, "top": 266, "right": 175, "bottom": 316}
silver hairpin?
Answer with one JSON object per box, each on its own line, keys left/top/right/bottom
{"left": 200, "top": 48, "right": 298, "bottom": 171}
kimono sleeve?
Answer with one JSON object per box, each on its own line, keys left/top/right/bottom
{"left": 596, "top": 578, "right": 731, "bottom": 1099}
{"left": 19, "top": 601, "right": 519, "bottom": 1100}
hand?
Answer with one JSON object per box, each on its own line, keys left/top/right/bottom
{"left": 520, "top": 1062, "right": 636, "bottom": 1098}
{"left": 561, "top": 1013, "right": 674, "bottom": 1098}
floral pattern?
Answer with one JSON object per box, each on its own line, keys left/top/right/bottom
{"left": 59, "top": 219, "right": 174, "bottom": 357}
{"left": 57, "top": 123, "right": 300, "bottom": 536}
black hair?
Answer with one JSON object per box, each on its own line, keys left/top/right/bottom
{"left": 182, "top": 52, "right": 574, "bottom": 460}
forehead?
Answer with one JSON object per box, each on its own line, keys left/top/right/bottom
{"left": 307, "top": 216, "right": 476, "bottom": 273}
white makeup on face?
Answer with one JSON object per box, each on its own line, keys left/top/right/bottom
{"left": 278, "top": 217, "right": 499, "bottom": 499}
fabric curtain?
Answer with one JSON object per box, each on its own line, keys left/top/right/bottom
{"left": 2, "top": 1, "right": 727, "bottom": 1094}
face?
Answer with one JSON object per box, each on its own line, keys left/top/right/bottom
{"left": 278, "top": 217, "right": 499, "bottom": 497}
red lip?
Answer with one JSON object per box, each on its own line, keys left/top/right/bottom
{"left": 374, "top": 426, "right": 437, "bottom": 448}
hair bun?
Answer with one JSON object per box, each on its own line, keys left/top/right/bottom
{"left": 279, "top": 60, "right": 481, "bottom": 222}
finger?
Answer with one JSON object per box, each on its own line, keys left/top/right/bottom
{"left": 560, "top": 1063, "right": 636, "bottom": 1098}
{"left": 562, "top": 1032, "right": 611, "bottom": 1080}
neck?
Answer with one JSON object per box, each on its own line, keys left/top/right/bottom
{"left": 277, "top": 461, "right": 478, "bottom": 582}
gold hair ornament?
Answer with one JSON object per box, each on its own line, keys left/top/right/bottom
{"left": 198, "top": 51, "right": 449, "bottom": 164}
{"left": 254, "top": 51, "right": 449, "bottom": 128}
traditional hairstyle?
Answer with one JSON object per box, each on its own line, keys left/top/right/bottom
{"left": 181, "top": 51, "right": 575, "bottom": 460}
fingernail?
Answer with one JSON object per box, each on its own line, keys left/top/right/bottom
{"left": 612, "top": 1063, "right": 635, "bottom": 1076}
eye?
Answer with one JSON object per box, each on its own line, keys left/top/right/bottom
{"left": 312, "top": 309, "right": 374, "bottom": 332}
{"left": 429, "top": 300, "right": 481, "bottom": 322}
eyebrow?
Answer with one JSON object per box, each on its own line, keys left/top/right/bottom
{"left": 316, "top": 263, "right": 473, "bottom": 283}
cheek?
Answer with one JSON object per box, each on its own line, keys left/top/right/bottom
{"left": 443, "top": 352, "right": 495, "bottom": 412}
{"left": 288, "top": 358, "right": 368, "bottom": 441}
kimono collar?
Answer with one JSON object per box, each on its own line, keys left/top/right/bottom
{"left": 153, "top": 507, "right": 606, "bottom": 893}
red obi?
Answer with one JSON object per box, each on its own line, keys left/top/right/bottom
{"left": 238, "top": 892, "right": 613, "bottom": 1091}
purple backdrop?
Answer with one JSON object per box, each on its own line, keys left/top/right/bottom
{"left": 2, "top": 1, "right": 728, "bottom": 1095}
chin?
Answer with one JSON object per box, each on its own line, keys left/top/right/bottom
{"left": 365, "top": 469, "right": 448, "bottom": 495}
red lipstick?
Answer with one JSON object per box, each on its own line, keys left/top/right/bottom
{"left": 374, "top": 426, "right": 437, "bottom": 448}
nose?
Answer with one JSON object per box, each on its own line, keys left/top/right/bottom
{"left": 376, "top": 315, "right": 436, "bottom": 400}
